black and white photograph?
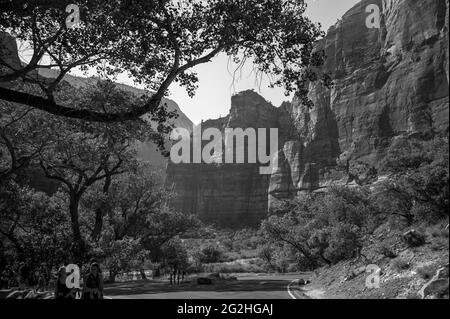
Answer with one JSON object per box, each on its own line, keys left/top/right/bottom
{"left": 0, "top": 0, "right": 448, "bottom": 309}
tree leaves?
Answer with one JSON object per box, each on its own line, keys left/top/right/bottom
{"left": 1, "top": 0, "right": 328, "bottom": 122}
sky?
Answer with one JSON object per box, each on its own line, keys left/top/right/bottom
{"left": 76, "top": 0, "right": 361, "bottom": 125}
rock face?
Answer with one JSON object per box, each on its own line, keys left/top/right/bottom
{"left": 166, "top": 0, "right": 449, "bottom": 228}
{"left": 166, "top": 91, "right": 289, "bottom": 227}
{"left": 270, "top": 0, "right": 449, "bottom": 206}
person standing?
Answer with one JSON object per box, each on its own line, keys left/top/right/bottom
{"left": 82, "top": 263, "right": 103, "bottom": 299}
{"left": 1, "top": 265, "right": 13, "bottom": 289}
{"left": 37, "top": 263, "right": 49, "bottom": 292}
{"left": 55, "top": 267, "right": 75, "bottom": 299}
{"left": 18, "top": 262, "right": 30, "bottom": 290}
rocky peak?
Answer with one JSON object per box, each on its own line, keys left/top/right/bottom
{"left": 167, "top": 0, "right": 449, "bottom": 227}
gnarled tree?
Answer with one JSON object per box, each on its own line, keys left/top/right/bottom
{"left": 1, "top": 0, "right": 328, "bottom": 123}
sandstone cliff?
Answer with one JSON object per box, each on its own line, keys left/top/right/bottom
{"left": 166, "top": 91, "right": 287, "bottom": 227}
{"left": 167, "top": 0, "right": 449, "bottom": 227}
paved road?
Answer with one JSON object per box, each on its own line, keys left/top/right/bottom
{"left": 105, "top": 274, "right": 312, "bottom": 299}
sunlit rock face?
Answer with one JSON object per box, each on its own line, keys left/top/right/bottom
{"left": 270, "top": 0, "right": 449, "bottom": 207}
{"left": 167, "top": 0, "right": 449, "bottom": 228}
{"left": 166, "top": 90, "right": 289, "bottom": 228}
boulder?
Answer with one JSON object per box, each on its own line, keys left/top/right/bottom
{"left": 298, "top": 279, "right": 311, "bottom": 286}
{"left": 420, "top": 265, "right": 450, "bottom": 299}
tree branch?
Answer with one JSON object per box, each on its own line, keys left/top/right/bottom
{"left": 0, "top": 42, "right": 224, "bottom": 122}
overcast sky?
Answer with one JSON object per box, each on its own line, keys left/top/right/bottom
{"left": 76, "top": 0, "right": 361, "bottom": 124}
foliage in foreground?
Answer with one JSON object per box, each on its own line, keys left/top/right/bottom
{"left": 259, "top": 135, "right": 449, "bottom": 271}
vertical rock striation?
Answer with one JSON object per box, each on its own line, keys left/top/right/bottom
{"left": 168, "top": 0, "right": 449, "bottom": 227}
{"left": 166, "top": 91, "right": 288, "bottom": 227}
{"left": 270, "top": 0, "right": 449, "bottom": 209}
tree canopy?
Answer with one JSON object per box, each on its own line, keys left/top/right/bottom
{"left": 0, "top": 0, "right": 327, "bottom": 122}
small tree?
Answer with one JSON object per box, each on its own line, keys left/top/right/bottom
{"left": 0, "top": 183, "right": 72, "bottom": 268}
{"left": 36, "top": 81, "right": 160, "bottom": 262}
{"left": 84, "top": 164, "right": 199, "bottom": 275}
{"left": 161, "top": 239, "right": 189, "bottom": 275}
{"left": 194, "top": 244, "right": 224, "bottom": 264}
{"left": 261, "top": 187, "right": 378, "bottom": 269}
{"left": 377, "top": 135, "right": 449, "bottom": 225}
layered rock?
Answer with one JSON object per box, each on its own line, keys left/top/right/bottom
{"left": 166, "top": 91, "right": 289, "bottom": 227}
{"left": 167, "top": 0, "right": 449, "bottom": 227}
{"left": 271, "top": 0, "right": 449, "bottom": 206}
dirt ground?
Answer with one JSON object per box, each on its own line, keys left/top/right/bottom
{"left": 302, "top": 223, "right": 449, "bottom": 299}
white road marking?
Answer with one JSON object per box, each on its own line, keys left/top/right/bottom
{"left": 287, "top": 279, "right": 299, "bottom": 299}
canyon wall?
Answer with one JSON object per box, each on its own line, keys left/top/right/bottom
{"left": 167, "top": 0, "right": 449, "bottom": 227}
{"left": 271, "top": 0, "right": 449, "bottom": 206}
{"left": 166, "top": 91, "right": 290, "bottom": 227}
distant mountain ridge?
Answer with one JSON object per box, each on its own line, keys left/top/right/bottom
{"left": 36, "top": 68, "right": 194, "bottom": 168}
{"left": 1, "top": 31, "right": 194, "bottom": 169}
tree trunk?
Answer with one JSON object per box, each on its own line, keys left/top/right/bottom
{"left": 69, "top": 193, "right": 84, "bottom": 263}
{"left": 0, "top": 240, "right": 6, "bottom": 269}
{"left": 140, "top": 269, "right": 147, "bottom": 280}
{"left": 285, "top": 240, "right": 317, "bottom": 269}
{"left": 91, "top": 175, "right": 112, "bottom": 241}
{"left": 296, "top": 246, "right": 317, "bottom": 269}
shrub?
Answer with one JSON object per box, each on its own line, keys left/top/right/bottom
{"left": 377, "top": 243, "right": 398, "bottom": 259}
{"left": 260, "top": 186, "right": 376, "bottom": 268}
{"left": 287, "top": 263, "right": 299, "bottom": 273}
{"left": 348, "top": 161, "right": 378, "bottom": 186}
{"left": 402, "top": 230, "right": 426, "bottom": 248}
{"left": 203, "top": 262, "right": 264, "bottom": 274}
{"left": 379, "top": 135, "right": 449, "bottom": 225}
{"left": 194, "top": 244, "right": 224, "bottom": 264}
{"left": 391, "top": 258, "right": 410, "bottom": 272}
{"left": 405, "top": 292, "right": 421, "bottom": 299}
{"left": 430, "top": 236, "right": 449, "bottom": 251}
{"left": 323, "top": 224, "right": 360, "bottom": 264}
{"left": 427, "top": 225, "right": 449, "bottom": 239}
{"left": 416, "top": 265, "right": 435, "bottom": 281}
{"left": 223, "top": 251, "right": 241, "bottom": 262}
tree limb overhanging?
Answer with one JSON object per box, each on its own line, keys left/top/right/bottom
{"left": 0, "top": 0, "right": 328, "bottom": 123}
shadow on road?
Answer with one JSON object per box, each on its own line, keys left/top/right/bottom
{"left": 105, "top": 279, "right": 292, "bottom": 296}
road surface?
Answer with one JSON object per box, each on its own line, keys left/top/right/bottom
{"left": 105, "top": 274, "right": 312, "bottom": 299}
